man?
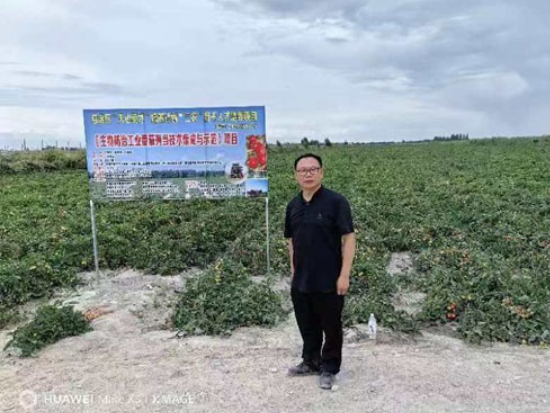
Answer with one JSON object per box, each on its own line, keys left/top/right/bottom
{"left": 284, "top": 153, "right": 356, "bottom": 390}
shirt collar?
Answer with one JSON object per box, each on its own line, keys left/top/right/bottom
{"left": 300, "top": 184, "right": 324, "bottom": 204}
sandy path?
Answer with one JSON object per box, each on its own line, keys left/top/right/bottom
{"left": 1, "top": 270, "right": 549, "bottom": 413}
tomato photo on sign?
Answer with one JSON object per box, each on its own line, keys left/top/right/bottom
{"left": 245, "top": 134, "right": 268, "bottom": 180}
{"left": 254, "top": 145, "right": 263, "bottom": 156}
{"left": 247, "top": 157, "right": 259, "bottom": 169}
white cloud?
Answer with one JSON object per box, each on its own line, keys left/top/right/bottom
{"left": 0, "top": 0, "right": 549, "bottom": 149}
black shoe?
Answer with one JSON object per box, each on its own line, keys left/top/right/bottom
{"left": 319, "top": 371, "right": 335, "bottom": 389}
{"left": 287, "top": 361, "right": 321, "bottom": 376}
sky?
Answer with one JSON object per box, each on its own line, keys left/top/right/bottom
{"left": 1, "top": 0, "right": 549, "bottom": 148}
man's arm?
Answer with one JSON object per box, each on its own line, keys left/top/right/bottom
{"left": 287, "top": 239, "right": 294, "bottom": 279}
{"left": 336, "top": 232, "right": 356, "bottom": 295}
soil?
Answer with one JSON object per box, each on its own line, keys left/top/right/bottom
{"left": 1, "top": 269, "right": 549, "bottom": 413}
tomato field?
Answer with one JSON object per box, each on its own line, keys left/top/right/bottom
{"left": 1, "top": 138, "right": 549, "bottom": 343}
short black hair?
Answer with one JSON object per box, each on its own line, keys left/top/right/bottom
{"left": 294, "top": 153, "right": 323, "bottom": 170}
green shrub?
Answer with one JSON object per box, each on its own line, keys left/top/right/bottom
{"left": 4, "top": 305, "right": 92, "bottom": 357}
{"left": 172, "top": 258, "right": 286, "bottom": 335}
{"left": 0, "top": 257, "right": 79, "bottom": 307}
{"left": 343, "top": 256, "right": 418, "bottom": 332}
{"left": 0, "top": 150, "right": 86, "bottom": 174}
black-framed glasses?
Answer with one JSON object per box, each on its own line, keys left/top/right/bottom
{"left": 295, "top": 167, "right": 321, "bottom": 176}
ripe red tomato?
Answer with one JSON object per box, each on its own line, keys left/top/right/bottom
{"left": 248, "top": 157, "right": 259, "bottom": 169}
{"left": 251, "top": 141, "right": 263, "bottom": 152}
{"left": 256, "top": 146, "right": 266, "bottom": 157}
{"left": 258, "top": 154, "right": 267, "bottom": 165}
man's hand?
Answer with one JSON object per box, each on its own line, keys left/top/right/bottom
{"left": 337, "top": 232, "right": 356, "bottom": 295}
{"left": 336, "top": 275, "right": 349, "bottom": 295}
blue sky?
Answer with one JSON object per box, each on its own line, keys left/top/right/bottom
{"left": 246, "top": 179, "right": 268, "bottom": 193}
{"left": 1, "top": 0, "right": 549, "bottom": 149}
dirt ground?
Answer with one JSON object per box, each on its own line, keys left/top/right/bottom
{"left": 1, "top": 269, "right": 549, "bottom": 413}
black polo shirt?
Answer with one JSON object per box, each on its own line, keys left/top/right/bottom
{"left": 284, "top": 185, "right": 354, "bottom": 293}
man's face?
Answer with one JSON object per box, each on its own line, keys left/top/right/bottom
{"left": 295, "top": 157, "right": 324, "bottom": 190}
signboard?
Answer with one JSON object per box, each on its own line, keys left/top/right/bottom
{"left": 83, "top": 106, "right": 267, "bottom": 201}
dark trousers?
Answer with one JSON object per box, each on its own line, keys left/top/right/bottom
{"left": 291, "top": 289, "right": 345, "bottom": 375}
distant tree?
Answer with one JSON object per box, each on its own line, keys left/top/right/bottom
{"left": 276, "top": 140, "right": 282, "bottom": 147}
{"left": 433, "top": 133, "right": 469, "bottom": 142}
{"left": 324, "top": 138, "right": 332, "bottom": 147}
{"left": 301, "top": 137, "right": 309, "bottom": 147}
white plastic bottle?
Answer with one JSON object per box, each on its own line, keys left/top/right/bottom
{"left": 368, "top": 313, "right": 377, "bottom": 340}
